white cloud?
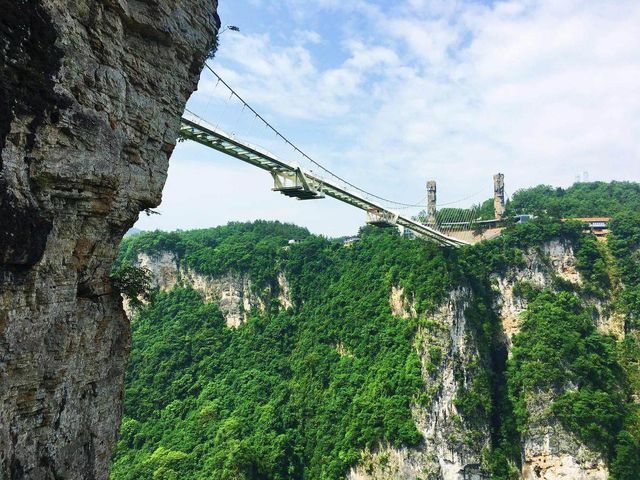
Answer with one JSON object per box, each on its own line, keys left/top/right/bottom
{"left": 143, "top": 0, "right": 640, "bottom": 236}
{"left": 198, "top": 31, "right": 397, "bottom": 120}
{"left": 348, "top": 0, "right": 640, "bottom": 202}
{"left": 293, "top": 29, "right": 322, "bottom": 45}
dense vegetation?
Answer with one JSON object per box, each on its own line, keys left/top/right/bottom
{"left": 112, "top": 182, "right": 640, "bottom": 480}
{"left": 415, "top": 181, "right": 640, "bottom": 224}
{"left": 116, "top": 221, "right": 311, "bottom": 291}
{"left": 113, "top": 226, "right": 460, "bottom": 479}
{"left": 509, "top": 291, "right": 626, "bottom": 454}
{"left": 507, "top": 181, "right": 640, "bottom": 218}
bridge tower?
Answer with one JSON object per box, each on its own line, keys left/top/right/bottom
{"left": 493, "top": 173, "right": 505, "bottom": 220}
{"left": 427, "top": 180, "right": 437, "bottom": 224}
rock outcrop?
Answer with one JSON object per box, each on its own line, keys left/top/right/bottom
{"left": 351, "top": 241, "right": 611, "bottom": 480}
{"left": 133, "top": 252, "right": 285, "bottom": 328}
{"left": 493, "top": 241, "right": 609, "bottom": 480}
{"left": 412, "top": 289, "right": 489, "bottom": 480}
{"left": 0, "top": 2, "right": 218, "bottom": 478}
{"left": 348, "top": 289, "right": 490, "bottom": 480}
{"left": 495, "top": 240, "right": 582, "bottom": 347}
{"left": 521, "top": 391, "right": 607, "bottom": 480}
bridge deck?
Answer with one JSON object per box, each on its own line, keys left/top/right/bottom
{"left": 180, "top": 114, "right": 468, "bottom": 247}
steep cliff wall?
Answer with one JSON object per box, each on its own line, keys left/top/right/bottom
{"left": 116, "top": 222, "right": 640, "bottom": 479}
{"left": 348, "top": 240, "right": 612, "bottom": 480}
{"left": 495, "top": 239, "right": 622, "bottom": 345}
{"left": 494, "top": 241, "right": 609, "bottom": 480}
{"left": 348, "top": 289, "right": 490, "bottom": 480}
{"left": 132, "top": 251, "right": 287, "bottom": 327}
{"left": 0, "top": 2, "right": 218, "bottom": 478}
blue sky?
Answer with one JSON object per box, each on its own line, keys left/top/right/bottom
{"left": 135, "top": 0, "right": 640, "bottom": 237}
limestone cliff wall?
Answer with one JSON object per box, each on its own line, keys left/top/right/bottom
{"left": 348, "top": 288, "right": 490, "bottom": 480}
{"left": 135, "top": 253, "right": 492, "bottom": 479}
{"left": 495, "top": 240, "right": 582, "bottom": 348}
{"left": 349, "top": 240, "right": 612, "bottom": 480}
{"left": 0, "top": 2, "right": 218, "bottom": 478}
{"left": 493, "top": 240, "right": 609, "bottom": 480}
{"left": 131, "top": 252, "right": 289, "bottom": 328}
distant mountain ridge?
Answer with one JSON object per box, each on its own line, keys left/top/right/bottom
{"left": 507, "top": 181, "right": 640, "bottom": 217}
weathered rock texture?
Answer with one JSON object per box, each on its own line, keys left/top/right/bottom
{"left": 520, "top": 391, "right": 607, "bottom": 480}
{"left": 350, "top": 241, "right": 611, "bottom": 480}
{"left": 495, "top": 240, "right": 582, "bottom": 348}
{"left": 495, "top": 240, "right": 622, "bottom": 344}
{"left": 348, "top": 288, "right": 490, "bottom": 480}
{"left": 412, "top": 289, "right": 489, "bottom": 480}
{"left": 130, "top": 251, "right": 291, "bottom": 327}
{"left": 493, "top": 241, "right": 609, "bottom": 480}
{"left": 0, "top": 2, "right": 218, "bottom": 478}
{"left": 133, "top": 251, "right": 284, "bottom": 327}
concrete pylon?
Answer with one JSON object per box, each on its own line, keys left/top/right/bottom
{"left": 493, "top": 173, "right": 505, "bottom": 220}
{"left": 427, "top": 180, "right": 437, "bottom": 224}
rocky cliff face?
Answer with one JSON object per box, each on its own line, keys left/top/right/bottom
{"left": 135, "top": 240, "right": 609, "bottom": 480}
{"left": 132, "top": 252, "right": 288, "bottom": 328}
{"left": 495, "top": 240, "right": 581, "bottom": 348}
{"left": 0, "top": 2, "right": 218, "bottom": 478}
{"left": 349, "top": 240, "right": 611, "bottom": 480}
{"left": 135, "top": 252, "right": 493, "bottom": 479}
{"left": 494, "top": 241, "right": 610, "bottom": 480}
{"left": 520, "top": 391, "right": 607, "bottom": 480}
{"left": 348, "top": 288, "right": 490, "bottom": 480}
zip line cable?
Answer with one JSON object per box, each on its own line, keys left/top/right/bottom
{"left": 201, "top": 63, "right": 431, "bottom": 209}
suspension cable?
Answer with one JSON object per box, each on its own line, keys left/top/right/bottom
{"left": 436, "top": 187, "right": 486, "bottom": 207}
{"left": 201, "top": 63, "right": 430, "bottom": 208}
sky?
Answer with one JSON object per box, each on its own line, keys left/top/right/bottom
{"left": 135, "top": 0, "right": 640, "bottom": 237}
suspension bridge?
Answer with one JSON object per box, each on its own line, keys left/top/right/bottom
{"left": 178, "top": 66, "right": 505, "bottom": 247}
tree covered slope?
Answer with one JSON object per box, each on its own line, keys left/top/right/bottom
{"left": 111, "top": 185, "right": 640, "bottom": 480}
{"left": 507, "top": 181, "right": 640, "bottom": 218}
{"left": 113, "top": 226, "right": 457, "bottom": 479}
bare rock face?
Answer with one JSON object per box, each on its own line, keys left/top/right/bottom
{"left": 352, "top": 241, "right": 612, "bottom": 480}
{"left": 0, "top": 1, "right": 219, "bottom": 478}
{"left": 132, "top": 251, "right": 289, "bottom": 328}
{"left": 412, "top": 289, "right": 490, "bottom": 480}
{"left": 521, "top": 392, "right": 607, "bottom": 480}
{"left": 135, "top": 252, "right": 278, "bottom": 328}
{"left": 348, "top": 289, "right": 490, "bottom": 480}
{"left": 495, "top": 240, "right": 582, "bottom": 348}
{"left": 492, "top": 241, "right": 609, "bottom": 479}
{"left": 494, "top": 240, "right": 621, "bottom": 346}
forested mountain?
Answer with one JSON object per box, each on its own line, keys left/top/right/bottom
{"left": 418, "top": 181, "right": 640, "bottom": 224}
{"left": 506, "top": 181, "right": 640, "bottom": 218}
{"left": 111, "top": 185, "right": 640, "bottom": 480}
